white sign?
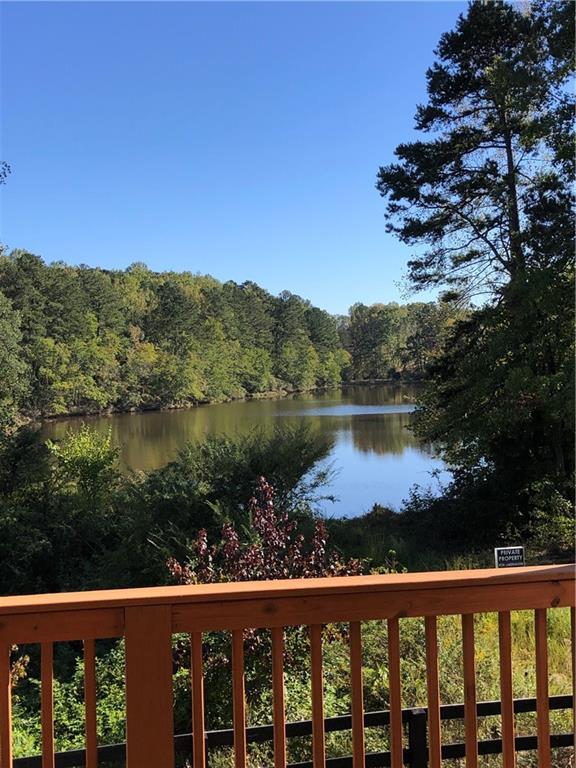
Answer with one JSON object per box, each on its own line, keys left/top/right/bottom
{"left": 494, "top": 546, "right": 524, "bottom": 568}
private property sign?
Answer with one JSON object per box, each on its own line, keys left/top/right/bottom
{"left": 494, "top": 546, "right": 525, "bottom": 568}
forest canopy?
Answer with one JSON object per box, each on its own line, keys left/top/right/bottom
{"left": 0, "top": 250, "right": 454, "bottom": 424}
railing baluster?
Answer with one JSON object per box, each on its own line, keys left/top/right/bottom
{"left": 387, "top": 618, "right": 403, "bottom": 767}
{"left": 191, "top": 632, "right": 206, "bottom": 768}
{"left": 462, "top": 614, "right": 478, "bottom": 768}
{"left": 349, "top": 621, "right": 364, "bottom": 768}
{"left": 571, "top": 607, "right": 575, "bottom": 745}
{"left": 535, "top": 608, "right": 550, "bottom": 768}
{"left": 0, "top": 643, "right": 12, "bottom": 768}
{"left": 232, "top": 630, "right": 247, "bottom": 768}
{"left": 425, "top": 616, "right": 441, "bottom": 768}
{"left": 271, "top": 627, "right": 286, "bottom": 768}
{"left": 498, "top": 612, "right": 515, "bottom": 768}
{"left": 310, "top": 624, "right": 325, "bottom": 768}
{"left": 83, "top": 640, "right": 98, "bottom": 768}
{"left": 41, "top": 642, "right": 55, "bottom": 768}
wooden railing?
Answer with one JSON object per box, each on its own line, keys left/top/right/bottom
{"left": 0, "top": 564, "right": 574, "bottom": 768}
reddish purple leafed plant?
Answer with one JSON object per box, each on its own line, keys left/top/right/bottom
{"left": 167, "top": 476, "right": 363, "bottom": 670}
{"left": 167, "top": 476, "right": 363, "bottom": 586}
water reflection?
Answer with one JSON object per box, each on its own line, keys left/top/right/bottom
{"left": 39, "top": 384, "right": 449, "bottom": 514}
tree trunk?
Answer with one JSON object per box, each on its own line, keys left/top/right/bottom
{"left": 502, "top": 122, "right": 524, "bottom": 274}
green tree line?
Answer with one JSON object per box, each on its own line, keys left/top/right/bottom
{"left": 339, "top": 300, "right": 462, "bottom": 380}
{"left": 0, "top": 250, "right": 457, "bottom": 424}
{"left": 0, "top": 252, "right": 352, "bottom": 421}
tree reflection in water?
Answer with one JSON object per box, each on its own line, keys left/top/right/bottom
{"left": 39, "top": 384, "right": 448, "bottom": 514}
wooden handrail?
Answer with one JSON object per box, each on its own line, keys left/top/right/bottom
{"left": 0, "top": 564, "right": 572, "bottom": 642}
{"left": 0, "top": 564, "right": 574, "bottom": 768}
{"left": 0, "top": 564, "right": 572, "bottom": 615}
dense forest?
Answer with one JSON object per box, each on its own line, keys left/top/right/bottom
{"left": 0, "top": 249, "right": 456, "bottom": 423}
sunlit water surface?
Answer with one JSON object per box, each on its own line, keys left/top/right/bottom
{"left": 39, "top": 385, "right": 450, "bottom": 517}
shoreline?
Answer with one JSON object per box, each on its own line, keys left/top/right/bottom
{"left": 32, "top": 379, "right": 424, "bottom": 425}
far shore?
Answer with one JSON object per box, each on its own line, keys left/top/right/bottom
{"left": 31, "top": 378, "right": 424, "bottom": 424}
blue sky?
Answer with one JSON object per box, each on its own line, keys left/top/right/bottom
{"left": 1, "top": 1, "right": 466, "bottom": 315}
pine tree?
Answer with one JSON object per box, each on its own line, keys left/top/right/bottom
{"left": 376, "top": 0, "right": 575, "bottom": 537}
{"left": 376, "top": 0, "right": 574, "bottom": 300}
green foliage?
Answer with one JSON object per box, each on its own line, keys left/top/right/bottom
{"left": 47, "top": 425, "right": 118, "bottom": 501}
{"left": 0, "top": 253, "right": 355, "bottom": 418}
{"left": 376, "top": 1, "right": 574, "bottom": 295}
{"left": 407, "top": 265, "right": 574, "bottom": 544}
{"left": 276, "top": 336, "right": 320, "bottom": 390}
{"left": 113, "top": 424, "right": 336, "bottom": 587}
{"left": 0, "top": 249, "right": 458, "bottom": 421}
{"left": 0, "top": 423, "right": 334, "bottom": 594}
{"left": 0, "top": 292, "right": 28, "bottom": 430}
{"left": 375, "top": 0, "right": 574, "bottom": 537}
{"left": 342, "top": 301, "right": 461, "bottom": 381}
{"left": 526, "top": 480, "right": 574, "bottom": 554}
{"left": 0, "top": 426, "right": 123, "bottom": 593}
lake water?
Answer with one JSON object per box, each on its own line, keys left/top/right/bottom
{"left": 39, "top": 385, "right": 449, "bottom": 517}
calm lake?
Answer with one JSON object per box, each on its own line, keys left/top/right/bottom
{"left": 39, "top": 384, "right": 449, "bottom": 517}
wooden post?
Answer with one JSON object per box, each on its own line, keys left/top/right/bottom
{"left": 407, "top": 709, "right": 428, "bottom": 768}
{"left": 310, "top": 624, "right": 326, "bottom": 768}
{"left": 83, "top": 639, "right": 98, "bottom": 768}
{"left": 272, "top": 627, "right": 287, "bottom": 768}
{"left": 232, "top": 630, "right": 247, "bottom": 768}
{"left": 388, "top": 618, "right": 403, "bottom": 768}
{"left": 191, "top": 633, "right": 206, "bottom": 768}
{"left": 125, "top": 606, "right": 174, "bottom": 768}
{"left": 535, "top": 609, "right": 550, "bottom": 768}
{"left": 498, "top": 612, "right": 515, "bottom": 768}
